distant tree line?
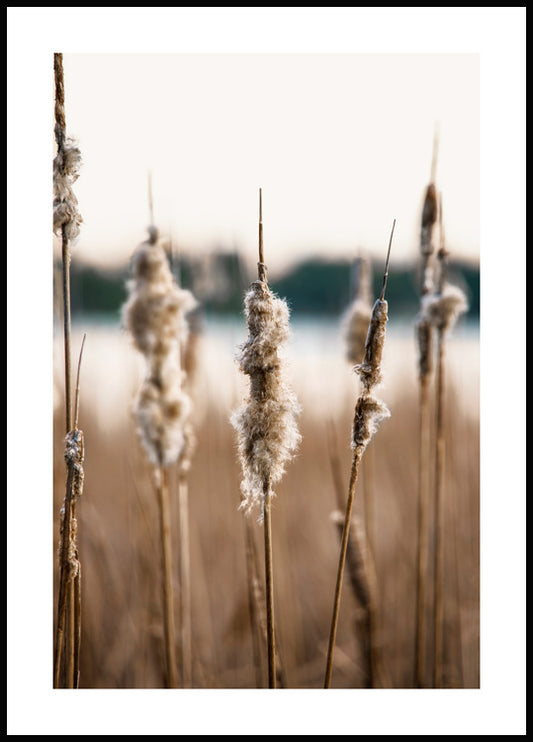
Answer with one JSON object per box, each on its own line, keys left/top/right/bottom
{"left": 59, "top": 251, "right": 479, "bottom": 323}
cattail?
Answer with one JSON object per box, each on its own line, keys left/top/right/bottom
{"left": 428, "top": 200, "right": 468, "bottom": 688}
{"left": 324, "top": 221, "right": 394, "bottom": 689}
{"left": 53, "top": 137, "right": 82, "bottom": 242}
{"left": 53, "top": 51, "right": 85, "bottom": 689}
{"left": 231, "top": 189, "right": 300, "bottom": 689}
{"left": 421, "top": 282, "right": 468, "bottom": 335}
{"left": 231, "top": 277, "right": 301, "bottom": 521}
{"left": 122, "top": 226, "right": 197, "bottom": 689}
{"left": 413, "top": 133, "right": 440, "bottom": 688}
{"left": 122, "top": 233, "right": 197, "bottom": 469}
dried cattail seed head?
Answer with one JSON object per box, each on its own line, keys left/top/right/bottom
{"left": 53, "top": 137, "right": 83, "bottom": 242}
{"left": 352, "top": 392, "right": 391, "bottom": 451}
{"left": 231, "top": 280, "right": 301, "bottom": 520}
{"left": 421, "top": 282, "right": 468, "bottom": 334}
{"left": 123, "top": 231, "right": 198, "bottom": 470}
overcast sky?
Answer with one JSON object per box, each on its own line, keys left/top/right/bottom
{"left": 59, "top": 50, "right": 480, "bottom": 274}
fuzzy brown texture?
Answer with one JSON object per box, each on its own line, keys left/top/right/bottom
{"left": 122, "top": 234, "right": 197, "bottom": 469}
{"left": 134, "top": 376, "right": 192, "bottom": 468}
{"left": 351, "top": 393, "right": 391, "bottom": 451}
{"left": 123, "top": 240, "right": 196, "bottom": 361}
{"left": 53, "top": 53, "right": 82, "bottom": 243}
{"left": 53, "top": 137, "right": 83, "bottom": 242}
{"left": 421, "top": 283, "right": 468, "bottom": 334}
{"left": 355, "top": 299, "right": 388, "bottom": 390}
{"left": 231, "top": 280, "right": 301, "bottom": 519}
{"left": 64, "top": 429, "right": 84, "bottom": 502}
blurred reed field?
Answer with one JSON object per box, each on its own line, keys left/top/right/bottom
{"left": 53, "top": 306, "right": 479, "bottom": 689}
{"left": 52, "top": 51, "right": 478, "bottom": 691}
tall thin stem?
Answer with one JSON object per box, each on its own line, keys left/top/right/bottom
{"left": 433, "top": 331, "right": 445, "bottom": 688}
{"left": 263, "top": 480, "right": 276, "bottom": 688}
{"left": 324, "top": 221, "right": 394, "bottom": 689}
{"left": 243, "top": 517, "right": 266, "bottom": 687}
{"left": 414, "top": 152, "right": 438, "bottom": 687}
{"left": 324, "top": 447, "right": 364, "bottom": 687}
{"left": 258, "top": 188, "right": 276, "bottom": 688}
{"left": 156, "top": 467, "right": 179, "bottom": 688}
{"left": 178, "top": 476, "right": 192, "bottom": 688}
{"left": 415, "top": 374, "right": 431, "bottom": 687}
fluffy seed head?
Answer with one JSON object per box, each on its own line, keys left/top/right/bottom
{"left": 123, "top": 232, "right": 197, "bottom": 469}
{"left": 352, "top": 392, "right": 391, "bottom": 451}
{"left": 134, "top": 375, "right": 192, "bottom": 468}
{"left": 231, "top": 280, "right": 301, "bottom": 520}
{"left": 53, "top": 137, "right": 83, "bottom": 242}
{"left": 64, "top": 429, "right": 84, "bottom": 501}
{"left": 122, "top": 240, "right": 197, "bottom": 361}
{"left": 421, "top": 282, "right": 468, "bottom": 333}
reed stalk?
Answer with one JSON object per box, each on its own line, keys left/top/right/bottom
{"left": 53, "top": 52, "right": 84, "bottom": 689}
{"left": 342, "top": 256, "right": 376, "bottom": 557}
{"left": 327, "top": 420, "right": 386, "bottom": 688}
{"left": 420, "top": 197, "right": 468, "bottom": 687}
{"left": 177, "top": 475, "right": 192, "bottom": 687}
{"left": 243, "top": 517, "right": 267, "bottom": 687}
{"left": 155, "top": 466, "right": 178, "bottom": 688}
{"left": 231, "top": 189, "right": 301, "bottom": 688}
{"left": 122, "top": 225, "right": 197, "bottom": 688}
{"left": 324, "top": 221, "right": 395, "bottom": 688}
{"left": 414, "top": 150, "right": 439, "bottom": 687}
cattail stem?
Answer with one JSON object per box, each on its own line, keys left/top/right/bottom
{"left": 156, "top": 467, "right": 179, "bottom": 688}
{"left": 243, "top": 518, "right": 266, "bottom": 687}
{"left": 55, "top": 52, "right": 72, "bottom": 434}
{"left": 178, "top": 476, "right": 192, "bottom": 688}
{"left": 415, "top": 374, "right": 432, "bottom": 688}
{"left": 54, "top": 337, "right": 85, "bottom": 688}
{"left": 257, "top": 192, "right": 276, "bottom": 688}
{"left": 327, "top": 420, "right": 384, "bottom": 688}
{"left": 263, "top": 480, "right": 276, "bottom": 688}
{"left": 414, "top": 158, "right": 438, "bottom": 687}
{"left": 433, "top": 329, "right": 445, "bottom": 688}
{"left": 324, "top": 446, "right": 364, "bottom": 687}
{"left": 61, "top": 223, "right": 72, "bottom": 433}
{"left": 53, "top": 494, "right": 71, "bottom": 687}
{"left": 325, "top": 222, "right": 394, "bottom": 689}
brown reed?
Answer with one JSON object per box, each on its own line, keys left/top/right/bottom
{"left": 231, "top": 189, "right": 301, "bottom": 688}
{"left": 414, "top": 167, "right": 439, "bottom": 688}
{"left": 342, "top": 256, "right": 377, "bottom": 562}
{"left": 122, "top": 226, "right": 197, "bottom": 688}
{"left": 53, "top": 52, "right": 85, "bottom": 689}
{"left": 324, "top": 221, "right": 394, "bottom": 689}
{"left": 327, "top": 419, "right": 387, "bottom": 688}
{"left": 421, "top": 197, "right": 468, "bottom": 687}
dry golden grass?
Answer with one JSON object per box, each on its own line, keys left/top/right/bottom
{"left": 53, "top": 333, "right": 479, "bottom": 689}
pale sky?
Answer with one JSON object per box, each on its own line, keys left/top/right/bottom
{"left": 61, "top": 50, "right": 480, "bottom": 274}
